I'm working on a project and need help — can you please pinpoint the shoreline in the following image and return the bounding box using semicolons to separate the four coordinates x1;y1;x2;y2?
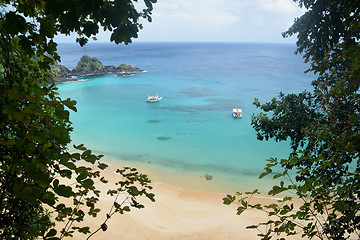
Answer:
58;158;300;240
55;70;147;84
102;158;283;197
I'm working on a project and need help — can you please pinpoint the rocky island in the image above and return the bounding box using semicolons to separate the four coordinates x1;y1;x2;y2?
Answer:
54;55;144;83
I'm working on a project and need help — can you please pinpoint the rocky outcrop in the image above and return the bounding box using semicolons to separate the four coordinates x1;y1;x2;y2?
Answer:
54;55;144;83
73;55;105;74
52;62;72;80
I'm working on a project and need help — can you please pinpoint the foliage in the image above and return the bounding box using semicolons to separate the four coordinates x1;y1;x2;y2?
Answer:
225;0;360;239
84;167;155;240
0;0;156;238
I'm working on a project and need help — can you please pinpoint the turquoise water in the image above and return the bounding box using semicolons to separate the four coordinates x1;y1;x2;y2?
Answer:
57;42;313;192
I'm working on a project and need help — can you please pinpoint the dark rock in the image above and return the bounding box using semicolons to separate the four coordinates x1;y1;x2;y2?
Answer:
54;55;144;83
118;64;143;73
117;72;133;77
204;174;213;181
52;62;71;80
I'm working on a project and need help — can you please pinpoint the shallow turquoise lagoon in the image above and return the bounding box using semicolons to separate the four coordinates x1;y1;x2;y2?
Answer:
58;42;314;192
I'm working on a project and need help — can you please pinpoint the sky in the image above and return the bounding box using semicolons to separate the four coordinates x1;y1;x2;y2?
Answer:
55;0;305;43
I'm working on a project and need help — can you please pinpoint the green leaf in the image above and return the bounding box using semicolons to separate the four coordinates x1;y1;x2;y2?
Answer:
84;154;97;164
53;179;59;188
246;225;258;229
82;179;94;188
98;163;108;170
240;199;248;208
236;206;246;215
144;0;153;10
60;169;72;179
54;184;74;197
74;144;86;151
267;203;278;210
128;186;139;196
81;149;91;159
273;173;284;179
4;12;28;36
245;189;259;195
250;204;263;210
49;126;71;144
34;170;51;188
41;191;56;206
281;196;293;202
259;172;270;179
62;98;77;112
13;184;36;204
223;195;235;205
76;171;88;182
60;153;70;163
45;229;57;238
269;185;283;195
71;153;81;160
100;177;108;183
12;111;25;121
146;192;155;202
78;227;90;234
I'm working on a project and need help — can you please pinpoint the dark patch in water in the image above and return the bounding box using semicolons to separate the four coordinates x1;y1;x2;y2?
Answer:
148;119;162;123
180;86;218;98
205;98;243;108
158;98;243;113
145;156;263;178
136;153;149;158
157;135;171;140
159;104;217;113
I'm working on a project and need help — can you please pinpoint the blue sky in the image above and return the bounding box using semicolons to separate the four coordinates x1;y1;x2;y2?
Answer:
55;0;304;43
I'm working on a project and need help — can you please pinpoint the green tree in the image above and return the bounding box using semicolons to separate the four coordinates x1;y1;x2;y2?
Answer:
0;0;156;238
224;0;360;239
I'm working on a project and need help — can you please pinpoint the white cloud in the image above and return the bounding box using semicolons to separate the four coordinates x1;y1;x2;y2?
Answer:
56;0;305;43
147;0;242;29
262;0;303;15
135;0;304;42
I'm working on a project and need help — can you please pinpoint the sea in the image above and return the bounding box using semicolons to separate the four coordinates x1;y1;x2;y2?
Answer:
57;42;314;193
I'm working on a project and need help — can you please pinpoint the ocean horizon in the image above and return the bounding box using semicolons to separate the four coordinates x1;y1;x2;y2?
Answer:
57;42;314;193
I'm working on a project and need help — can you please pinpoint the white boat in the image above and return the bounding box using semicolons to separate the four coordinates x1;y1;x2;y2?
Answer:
146;94;163;102
233;108;242;118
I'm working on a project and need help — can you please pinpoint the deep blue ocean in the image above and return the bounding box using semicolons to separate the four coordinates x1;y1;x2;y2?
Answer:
57;42;313;192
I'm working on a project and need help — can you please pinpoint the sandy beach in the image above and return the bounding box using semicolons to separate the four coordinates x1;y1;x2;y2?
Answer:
57;159;297;240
